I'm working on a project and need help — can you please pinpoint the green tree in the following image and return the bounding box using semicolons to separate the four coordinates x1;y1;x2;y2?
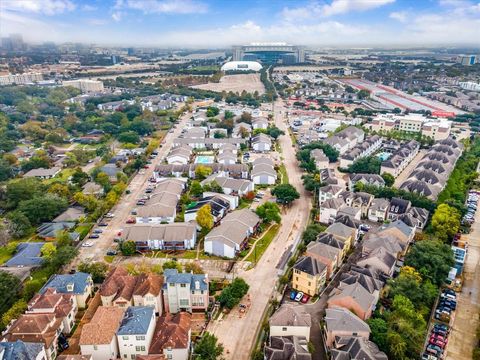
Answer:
266;126;285;139
255;202;281;223
196;204;214;230
431;203;460;242
367;318;388;353
120;240;137;256
118;131;140;144
302;224;326;244
71;168;89;187
271;184;300;205
41;243;57;259
6;211;32;238
1;299;27;330
240;111;252;123
5;178;44;209
206;106;220;118
302;174;323;192
194;332;224;360
22;280;43;300
18;194;68;225
346;156;381;174
48;183;71;198
404;240;455;286
0;270;21;318
195;165;212;180
381;172;395;187
216;278;249;309
163;260;183;272
78;262;109;283
184;262;204;274
190;181;203;198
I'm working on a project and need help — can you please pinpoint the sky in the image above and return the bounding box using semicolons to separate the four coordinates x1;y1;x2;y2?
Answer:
1;0;479;48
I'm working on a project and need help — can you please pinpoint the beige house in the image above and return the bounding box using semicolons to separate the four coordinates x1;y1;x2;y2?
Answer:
325;222;355;252
269;303;312;341
328;283;376;320
292;256;327;297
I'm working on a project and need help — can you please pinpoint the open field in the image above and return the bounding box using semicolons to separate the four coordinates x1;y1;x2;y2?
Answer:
191;73;265;94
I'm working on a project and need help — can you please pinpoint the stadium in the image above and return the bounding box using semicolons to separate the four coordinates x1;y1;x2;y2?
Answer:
232;42;305;64
220;61;263;72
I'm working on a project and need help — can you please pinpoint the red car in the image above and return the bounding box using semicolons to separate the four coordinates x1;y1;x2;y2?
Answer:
301;294;310;303
429;338;446;348
126;218;136;224
143;165;149;169
430;334;448;344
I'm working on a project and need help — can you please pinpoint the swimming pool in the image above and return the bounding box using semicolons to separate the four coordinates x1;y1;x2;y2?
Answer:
377;152;391;161
195;155;215;164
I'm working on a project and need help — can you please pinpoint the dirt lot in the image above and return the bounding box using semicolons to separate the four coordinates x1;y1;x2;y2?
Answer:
191;74;265;94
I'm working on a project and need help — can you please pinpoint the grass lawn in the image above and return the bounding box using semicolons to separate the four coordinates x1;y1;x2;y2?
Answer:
278;164;289;184
29;266;53;284
245;224;280;264
238;198;253;209
75;223;94;240
0;241;18;265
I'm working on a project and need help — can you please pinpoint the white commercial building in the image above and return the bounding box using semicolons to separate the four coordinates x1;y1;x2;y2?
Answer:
63;79;104;93
0;73;43;86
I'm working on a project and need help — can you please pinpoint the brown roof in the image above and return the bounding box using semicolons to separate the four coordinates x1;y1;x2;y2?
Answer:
133;273;163;297
79;306;125;345
149;313;191;353
100;267;137;301
5;313;61;347
28;288;74;318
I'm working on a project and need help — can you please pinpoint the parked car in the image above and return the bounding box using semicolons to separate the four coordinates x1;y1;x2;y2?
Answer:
98;222;108;227
88;234;100;239
82;242;93;247
290;290;297;300
126;218;136;224
429;338;446;348
422;353;438;360
295;292;304;302
93;229;103;234
105;212;115;218
301;294;310;303
106;250;117;256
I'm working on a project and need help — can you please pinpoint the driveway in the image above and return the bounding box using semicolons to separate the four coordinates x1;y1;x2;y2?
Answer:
206;99;313;359
445;209;480;360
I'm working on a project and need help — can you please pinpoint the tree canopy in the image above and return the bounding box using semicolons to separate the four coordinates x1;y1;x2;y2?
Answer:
194;332;224;360
430;203;461;242
255;202;281;223
271;184;300;205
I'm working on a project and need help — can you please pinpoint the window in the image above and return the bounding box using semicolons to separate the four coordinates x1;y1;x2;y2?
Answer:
122;336;129;340
167;356;172;360
131;355;135;359
282;327;287;331
169;283;175;287
179;299;189;307
93;345;98;350
124;355;127;358
180;283;186;288
136;336;145;341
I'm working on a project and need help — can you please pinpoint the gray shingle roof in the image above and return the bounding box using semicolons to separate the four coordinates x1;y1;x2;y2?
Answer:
0;340;45;360
163;269;208;291
5;242;45;267
325;308;370;333
40;272;91;295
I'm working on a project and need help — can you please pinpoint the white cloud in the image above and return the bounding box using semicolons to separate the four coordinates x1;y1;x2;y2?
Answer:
282;0;395;19
389;11;408;22
111;11;123;21
0;0;76;15
82;4;97;11
114;0;207;14
86;18;108;26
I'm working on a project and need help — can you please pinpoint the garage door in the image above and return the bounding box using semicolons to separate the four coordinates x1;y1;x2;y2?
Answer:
260;175;269;184
212;240;224;257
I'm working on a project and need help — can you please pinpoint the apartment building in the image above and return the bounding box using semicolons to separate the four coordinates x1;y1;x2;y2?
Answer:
163;269;209;314
117;307;156;360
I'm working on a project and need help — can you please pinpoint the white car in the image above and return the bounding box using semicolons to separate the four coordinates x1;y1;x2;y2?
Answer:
105;212;115;218
295;292;304;302
82;242;93;247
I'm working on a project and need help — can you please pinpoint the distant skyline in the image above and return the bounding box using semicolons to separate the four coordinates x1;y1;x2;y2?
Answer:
1;0;480;48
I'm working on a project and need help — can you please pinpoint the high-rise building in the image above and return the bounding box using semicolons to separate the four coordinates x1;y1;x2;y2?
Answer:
63;79;104;93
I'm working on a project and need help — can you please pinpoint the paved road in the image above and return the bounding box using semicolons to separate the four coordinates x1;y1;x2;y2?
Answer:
445;208;480;359
207;99;312;359
72;111;192;266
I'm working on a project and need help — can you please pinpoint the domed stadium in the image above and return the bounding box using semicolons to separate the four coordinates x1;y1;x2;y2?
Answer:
221;61;263;72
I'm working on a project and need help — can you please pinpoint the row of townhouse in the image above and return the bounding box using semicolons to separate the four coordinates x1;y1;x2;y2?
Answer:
251;157;277;185
172;137;246;150
1;272;94;360
79;306;191;360
154;163;249;180
380;139;420;177
367;113;452;141
292;216;359;297
319;183;430;229
321;126;365;155
400;138;463;200
338;135;383;168
135;179;185;225
310;148;329;171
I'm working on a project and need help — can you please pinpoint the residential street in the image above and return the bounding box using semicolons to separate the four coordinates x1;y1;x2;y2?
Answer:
207;99;313;359
445;209;480;359
71;110;193;267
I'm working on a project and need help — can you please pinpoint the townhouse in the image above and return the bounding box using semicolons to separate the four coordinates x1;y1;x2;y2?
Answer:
166;146;192;165
322;126;365;155
79;307;125;360
310;148;329;170
0;341;47;360
400;138;462;200
331;336;387;360
116;307;156;360
327;282;376;320
100;268;163;315
269;304;311;341
163;269;209;314
184;195;230;225
306;241;341;279
368;198;390;222
40;272;93;309
339;135;382;168
123;223;197;251
348;173;385;191
380;140;420;178
154;164;249;180
148;313;191;360
251;157;277;185
324;308;370;348
201;175;254;196
204;208;261;258
292;256;327;296
251;134;272;152
172;138;246;150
